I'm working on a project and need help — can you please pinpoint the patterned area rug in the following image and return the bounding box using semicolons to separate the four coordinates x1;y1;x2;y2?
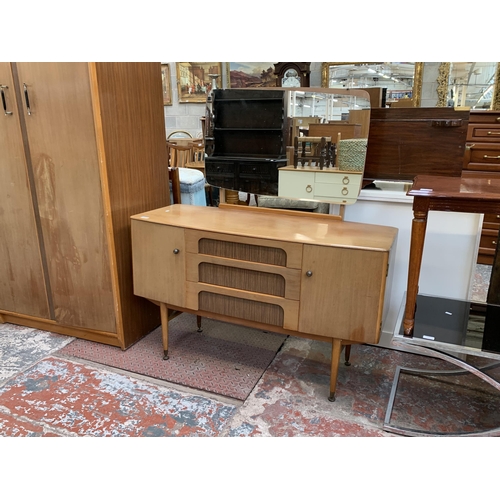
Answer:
56;313;287;401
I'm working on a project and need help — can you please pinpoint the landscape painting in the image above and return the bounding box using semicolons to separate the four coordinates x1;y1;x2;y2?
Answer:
228;62;277;88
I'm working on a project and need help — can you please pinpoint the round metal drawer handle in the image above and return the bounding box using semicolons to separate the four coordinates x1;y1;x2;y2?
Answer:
493;241;497;246
342;187;349;195
173;248;180;254
306;185;313;193
306;270;313;277
342;176;350;185
497;215;500;219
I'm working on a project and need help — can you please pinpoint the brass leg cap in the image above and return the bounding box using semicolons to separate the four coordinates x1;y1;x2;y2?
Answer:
328;393;336;402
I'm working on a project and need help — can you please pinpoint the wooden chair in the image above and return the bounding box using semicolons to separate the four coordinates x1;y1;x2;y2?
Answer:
189;140;205;162
168;142;193;168
293;136;333;169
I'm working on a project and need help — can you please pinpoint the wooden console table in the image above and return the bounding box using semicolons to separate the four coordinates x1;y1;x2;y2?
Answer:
403;173;500;337
131;203;397;401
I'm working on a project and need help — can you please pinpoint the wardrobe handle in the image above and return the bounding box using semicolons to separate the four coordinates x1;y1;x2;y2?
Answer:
0;85;13;115
484;155;500;160
23;83;31;115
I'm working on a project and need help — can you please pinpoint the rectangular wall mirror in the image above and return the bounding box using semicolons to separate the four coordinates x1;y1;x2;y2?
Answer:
204;86;371;205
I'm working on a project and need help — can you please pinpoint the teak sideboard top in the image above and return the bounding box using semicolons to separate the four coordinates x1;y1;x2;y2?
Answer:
130;204;397;252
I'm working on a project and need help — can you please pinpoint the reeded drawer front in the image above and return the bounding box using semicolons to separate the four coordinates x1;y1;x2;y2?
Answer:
199;238;287;266
198;262;286;296
199;291;284;327
185;229;303;269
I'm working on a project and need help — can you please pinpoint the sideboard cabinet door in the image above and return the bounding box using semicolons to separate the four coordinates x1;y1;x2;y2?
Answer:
299;245;388;343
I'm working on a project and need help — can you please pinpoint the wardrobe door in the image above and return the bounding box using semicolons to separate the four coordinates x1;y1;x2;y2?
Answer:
14;62;116;332
0;63;50;318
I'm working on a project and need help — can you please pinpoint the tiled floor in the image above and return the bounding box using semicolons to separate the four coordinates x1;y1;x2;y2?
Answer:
1;265;499;438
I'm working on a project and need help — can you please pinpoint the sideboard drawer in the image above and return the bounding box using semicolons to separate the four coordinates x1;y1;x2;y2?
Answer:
185;229;303;269
464;143;500;171
469;111;500;125
467;124;500;143
480;231;498;250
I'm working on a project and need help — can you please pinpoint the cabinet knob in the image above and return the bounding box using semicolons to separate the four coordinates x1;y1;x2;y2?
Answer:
306;185;313;193
342;176;350;185
342;187;349;195
493;241;497;246
306;270;313;277
173;248;180;254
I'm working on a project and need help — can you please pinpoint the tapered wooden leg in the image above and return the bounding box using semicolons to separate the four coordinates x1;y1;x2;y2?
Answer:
160;302;169;360
344;344;351;366
403;204;429;337
197;315;203;332
329;338;343;402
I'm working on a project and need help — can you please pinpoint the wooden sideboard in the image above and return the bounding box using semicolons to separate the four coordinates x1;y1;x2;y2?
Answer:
463;110;500;265
131;204;397;401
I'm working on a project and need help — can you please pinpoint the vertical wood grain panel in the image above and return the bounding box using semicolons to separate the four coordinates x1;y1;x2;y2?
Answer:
0;63;50;318
15;62;116;332
92;63;170;346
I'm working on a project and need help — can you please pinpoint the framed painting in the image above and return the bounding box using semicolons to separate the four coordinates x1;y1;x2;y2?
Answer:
161;63;172;106
228;62;277;88
176;62;222;103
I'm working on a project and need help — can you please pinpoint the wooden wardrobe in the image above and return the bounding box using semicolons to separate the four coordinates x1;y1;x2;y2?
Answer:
0;62;169;348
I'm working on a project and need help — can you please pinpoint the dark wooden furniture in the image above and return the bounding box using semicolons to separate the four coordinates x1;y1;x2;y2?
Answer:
463;110;500;265
364;108;470;182
205;89;289;196
0;62;169;348
403;174;500;337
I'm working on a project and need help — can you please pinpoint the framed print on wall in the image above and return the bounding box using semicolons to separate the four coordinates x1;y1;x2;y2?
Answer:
176;62;222;103
228;62;277;88
161;63;172;106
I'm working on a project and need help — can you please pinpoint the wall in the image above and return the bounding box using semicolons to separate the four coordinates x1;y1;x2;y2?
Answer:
163;62;442;138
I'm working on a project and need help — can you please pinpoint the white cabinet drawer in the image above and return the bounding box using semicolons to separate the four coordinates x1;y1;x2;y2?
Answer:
278;167;362;204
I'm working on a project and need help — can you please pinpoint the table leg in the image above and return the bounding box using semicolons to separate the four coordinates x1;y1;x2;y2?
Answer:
487;227;500;305
328;338;343;402
160;302;169;360
403;206;429;337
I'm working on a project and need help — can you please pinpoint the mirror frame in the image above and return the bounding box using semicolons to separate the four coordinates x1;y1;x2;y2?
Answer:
436;62;500;109
321;62;424;107
204;86;372;203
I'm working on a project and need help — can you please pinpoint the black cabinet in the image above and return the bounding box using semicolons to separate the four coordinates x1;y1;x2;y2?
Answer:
205;89;289;196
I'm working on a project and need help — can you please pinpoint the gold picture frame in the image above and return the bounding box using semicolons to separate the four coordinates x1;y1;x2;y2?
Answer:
176;62;222;103
161;63;172;106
